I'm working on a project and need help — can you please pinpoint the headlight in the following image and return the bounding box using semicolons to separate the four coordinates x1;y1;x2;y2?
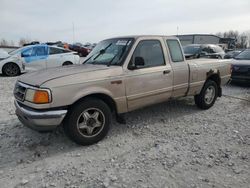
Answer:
25;88;51;104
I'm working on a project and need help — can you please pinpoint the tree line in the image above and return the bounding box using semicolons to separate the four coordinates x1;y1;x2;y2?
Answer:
1;30;250;48
215;30;250;48
0;38;31;47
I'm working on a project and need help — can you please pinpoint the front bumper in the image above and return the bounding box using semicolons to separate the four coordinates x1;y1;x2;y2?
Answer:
15;100;67;131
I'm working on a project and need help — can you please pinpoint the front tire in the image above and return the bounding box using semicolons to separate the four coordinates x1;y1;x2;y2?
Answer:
2;63;20;76
64;98;111;145
194;80;218;109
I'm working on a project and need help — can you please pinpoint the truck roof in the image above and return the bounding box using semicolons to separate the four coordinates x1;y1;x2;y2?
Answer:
105;35;178;40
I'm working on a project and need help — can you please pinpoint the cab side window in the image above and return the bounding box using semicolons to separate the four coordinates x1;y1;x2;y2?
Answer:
167;40;184;62
129;40;165;69
21;48;33;57
32;47;46;56
49;47;69;55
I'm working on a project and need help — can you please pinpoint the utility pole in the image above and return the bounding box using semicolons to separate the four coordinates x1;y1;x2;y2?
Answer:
72;22;75;44
177;26;179;36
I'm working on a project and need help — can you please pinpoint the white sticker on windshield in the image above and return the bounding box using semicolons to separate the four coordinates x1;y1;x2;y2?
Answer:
116;40;130;46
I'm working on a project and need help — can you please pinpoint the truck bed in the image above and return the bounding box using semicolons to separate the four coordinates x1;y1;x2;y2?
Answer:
186;58;231;96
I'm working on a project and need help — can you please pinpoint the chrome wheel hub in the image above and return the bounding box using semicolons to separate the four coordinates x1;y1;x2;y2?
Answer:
5;64;18;76
77;108;105;137
204;86;215;105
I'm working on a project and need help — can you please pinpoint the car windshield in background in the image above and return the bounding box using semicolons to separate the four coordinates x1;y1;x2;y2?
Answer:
234;49;250;60
84;38;134;66
8;48;23;56
9;46;31;56
183;45;201;54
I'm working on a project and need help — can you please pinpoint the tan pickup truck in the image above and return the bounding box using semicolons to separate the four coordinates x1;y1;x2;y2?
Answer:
14;35;231;145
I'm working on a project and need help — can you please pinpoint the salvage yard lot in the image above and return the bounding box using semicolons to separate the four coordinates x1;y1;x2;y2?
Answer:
0;76;249;188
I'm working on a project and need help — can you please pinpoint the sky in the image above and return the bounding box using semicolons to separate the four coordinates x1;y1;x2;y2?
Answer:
0;0;250;45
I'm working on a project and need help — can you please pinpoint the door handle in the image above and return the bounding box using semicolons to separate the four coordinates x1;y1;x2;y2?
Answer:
163;70;171;74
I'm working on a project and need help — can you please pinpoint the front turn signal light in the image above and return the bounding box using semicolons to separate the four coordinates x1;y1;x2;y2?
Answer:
33;90;50;104
25;88;51;104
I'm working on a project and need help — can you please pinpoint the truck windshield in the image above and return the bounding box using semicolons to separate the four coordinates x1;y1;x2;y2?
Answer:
84;38;134;66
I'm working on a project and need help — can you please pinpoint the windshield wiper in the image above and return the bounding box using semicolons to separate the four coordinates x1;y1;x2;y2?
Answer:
107;40;130;67
83;43;112;64
93;43;112;60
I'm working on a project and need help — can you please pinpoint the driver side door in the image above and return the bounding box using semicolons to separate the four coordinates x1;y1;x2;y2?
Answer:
124;39;173;111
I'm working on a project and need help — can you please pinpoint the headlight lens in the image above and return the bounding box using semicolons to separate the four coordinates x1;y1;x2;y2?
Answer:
25;88;51;104
25;89;36;102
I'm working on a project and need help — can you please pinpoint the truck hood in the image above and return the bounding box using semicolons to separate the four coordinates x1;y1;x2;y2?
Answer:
18;64;116;87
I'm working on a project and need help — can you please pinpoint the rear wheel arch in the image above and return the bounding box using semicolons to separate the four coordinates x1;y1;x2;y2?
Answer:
206;72;221;87
206;73;221;97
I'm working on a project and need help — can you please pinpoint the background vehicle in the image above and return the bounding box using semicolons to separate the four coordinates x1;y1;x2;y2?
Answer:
69;43;90;57
183;44;225;59
224;50;242;59
0;49;9;60
23;41;40;46
231;49;250;82
0;44;80;76
14;36;231;145
82;42;96;51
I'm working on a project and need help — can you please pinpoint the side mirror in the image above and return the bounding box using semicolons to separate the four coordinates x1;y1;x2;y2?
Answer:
134;56;145;66
128;56;145;70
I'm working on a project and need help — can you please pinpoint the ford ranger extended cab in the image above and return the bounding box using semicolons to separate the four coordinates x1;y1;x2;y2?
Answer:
14;36;231;145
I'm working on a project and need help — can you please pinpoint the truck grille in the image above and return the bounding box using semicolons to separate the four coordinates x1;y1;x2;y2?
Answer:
14;82;27;101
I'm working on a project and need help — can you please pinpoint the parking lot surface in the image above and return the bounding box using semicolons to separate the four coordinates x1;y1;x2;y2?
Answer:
0;76;249;188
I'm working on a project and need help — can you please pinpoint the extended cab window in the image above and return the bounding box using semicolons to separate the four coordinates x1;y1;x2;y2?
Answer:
49;47;69;55
167;40;184;62
129;40;165;69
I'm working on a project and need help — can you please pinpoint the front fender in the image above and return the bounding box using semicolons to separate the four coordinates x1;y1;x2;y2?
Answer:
0;57;24;74
72;86;114;104
49;84;116;109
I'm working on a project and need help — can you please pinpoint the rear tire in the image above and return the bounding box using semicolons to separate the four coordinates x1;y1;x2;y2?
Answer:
64;98;111;145
2;63;20;77
194;80;218;109
62;61;73;66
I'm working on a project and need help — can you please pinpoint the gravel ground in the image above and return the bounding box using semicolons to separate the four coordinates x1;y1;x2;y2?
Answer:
0;76;249;188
